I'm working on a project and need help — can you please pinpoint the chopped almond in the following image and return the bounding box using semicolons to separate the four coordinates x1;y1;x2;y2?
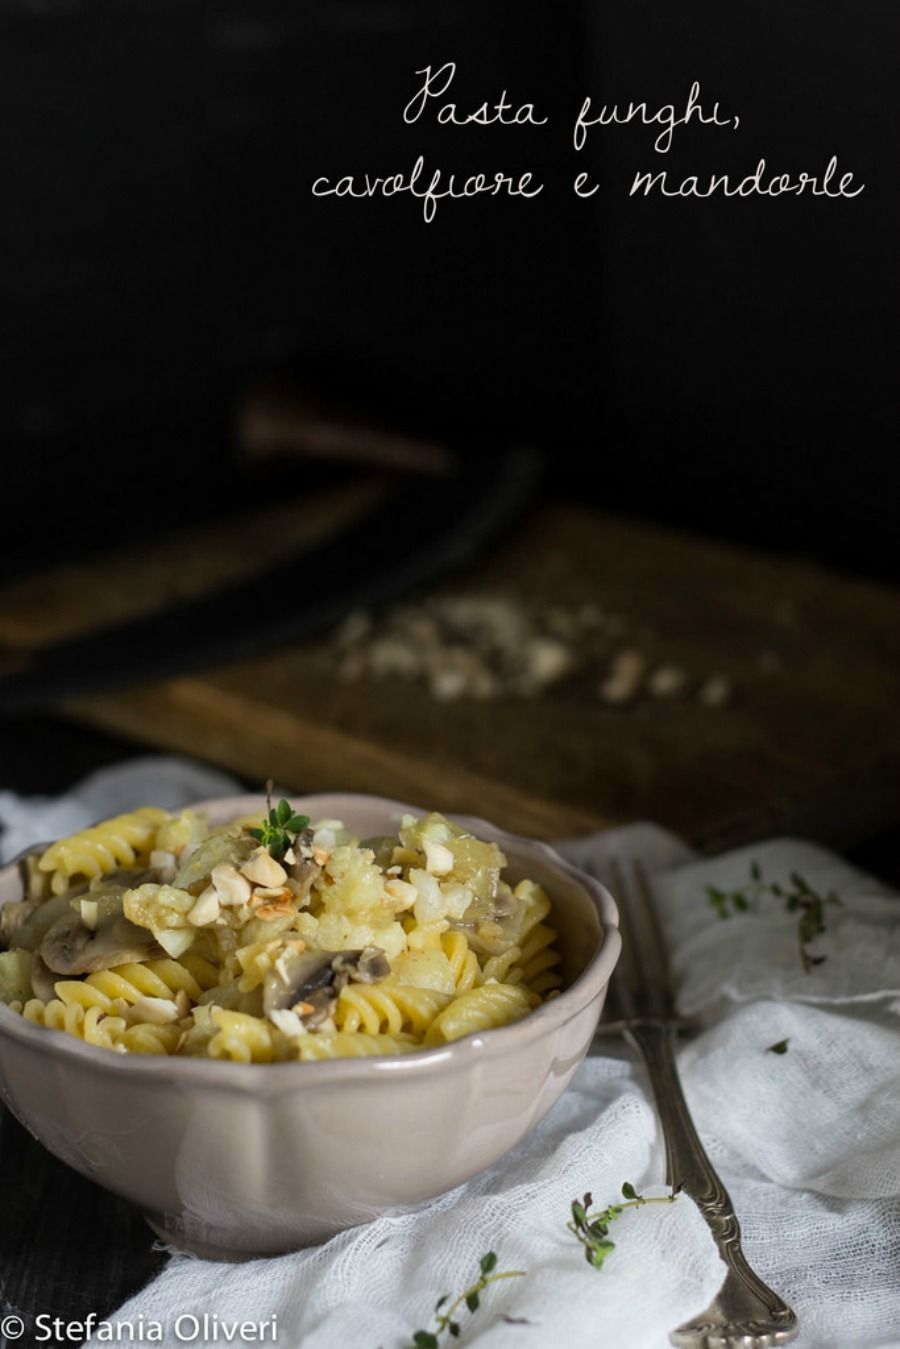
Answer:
269;1008;306;1038
254;898;295;921
131;996;181;1025
79;899;99;931
384;878;418;912
188;886;220;927
211;862;252;908
251;886;294;904
423;840;454;875
240;848;288;889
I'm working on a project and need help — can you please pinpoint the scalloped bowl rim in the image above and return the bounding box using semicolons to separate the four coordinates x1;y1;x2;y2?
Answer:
0;792;620;1091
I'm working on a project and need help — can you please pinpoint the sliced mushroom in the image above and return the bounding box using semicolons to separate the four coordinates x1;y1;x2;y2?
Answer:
173;831;255;892
92;866;156;890
28;952;59;1002
8;894;73;953
263;945;391;1028
449;881;520;955
0;897;41;950
264;949;337;1018
40;889;163;975
287;857;322;904
336;946;391;984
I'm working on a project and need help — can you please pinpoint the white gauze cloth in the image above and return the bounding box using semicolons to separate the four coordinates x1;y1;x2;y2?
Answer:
1;759;898;1349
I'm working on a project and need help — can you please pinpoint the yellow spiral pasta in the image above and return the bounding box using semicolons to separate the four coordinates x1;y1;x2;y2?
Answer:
37;808;168;894
424;982;538;1046
441;930;479;991
117;1022;185;1055
208;1009;280;1063
18;997;126;1048
335;983;452;1036
479;944;523;985
507;923;563;995
82;959;206;1006
294;1031;418;1060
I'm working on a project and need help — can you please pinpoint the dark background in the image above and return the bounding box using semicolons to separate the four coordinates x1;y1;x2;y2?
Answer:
0;6;898;1335
0;0;897;579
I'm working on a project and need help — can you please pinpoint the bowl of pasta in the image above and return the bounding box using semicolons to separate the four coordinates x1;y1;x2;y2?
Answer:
0;792;620;1258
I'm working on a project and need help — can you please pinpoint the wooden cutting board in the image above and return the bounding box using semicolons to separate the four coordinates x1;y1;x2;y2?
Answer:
2;500;898;849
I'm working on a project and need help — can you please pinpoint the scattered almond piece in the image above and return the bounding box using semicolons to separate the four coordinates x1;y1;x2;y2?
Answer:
599;649;646;705
269;1008;307;1038
131;996;181;1025
648;665;688;699
384;878;419;911
80;899;99;931
156;928;196;958
187;886;220;927
423;840;454;876
253;892;296;920
251;886;294;904
211;862;252;908
699;675;733;708
241;848;288;889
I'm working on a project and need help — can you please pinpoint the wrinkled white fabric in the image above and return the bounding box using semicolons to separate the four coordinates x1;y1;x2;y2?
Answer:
1;759;898;1349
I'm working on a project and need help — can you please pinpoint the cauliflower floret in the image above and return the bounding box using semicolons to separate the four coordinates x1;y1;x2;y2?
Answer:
314;911;407;962
123;882;195;932
400;812;505;902
154;809;208;859
316;845;388;919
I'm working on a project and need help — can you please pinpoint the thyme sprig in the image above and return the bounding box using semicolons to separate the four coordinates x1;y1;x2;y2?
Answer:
249;784;310;861
408;1253;525;1347
706;861;842;973
568;1182;678;1271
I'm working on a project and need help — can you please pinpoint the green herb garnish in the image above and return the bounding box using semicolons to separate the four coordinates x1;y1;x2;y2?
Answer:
767;1039;790;1055
407;1252;525;1347
249;787;310;861
568;1182;677;1271
706;862;841;973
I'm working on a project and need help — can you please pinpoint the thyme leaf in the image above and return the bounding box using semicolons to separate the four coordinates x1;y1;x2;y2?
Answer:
705;864;841;973
249;782;310;860
568;1182;678;1271
406;1253;525;1348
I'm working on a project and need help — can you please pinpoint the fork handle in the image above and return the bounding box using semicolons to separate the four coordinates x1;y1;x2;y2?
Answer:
627;1022;798;1349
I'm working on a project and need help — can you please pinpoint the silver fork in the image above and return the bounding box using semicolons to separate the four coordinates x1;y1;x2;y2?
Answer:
604;857;798;1349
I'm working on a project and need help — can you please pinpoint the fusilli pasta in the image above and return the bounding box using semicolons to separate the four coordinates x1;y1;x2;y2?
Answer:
2;802;564;1060
37;808;168;895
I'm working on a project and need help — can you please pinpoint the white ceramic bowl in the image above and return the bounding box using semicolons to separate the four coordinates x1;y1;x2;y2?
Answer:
0;793;620;1259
